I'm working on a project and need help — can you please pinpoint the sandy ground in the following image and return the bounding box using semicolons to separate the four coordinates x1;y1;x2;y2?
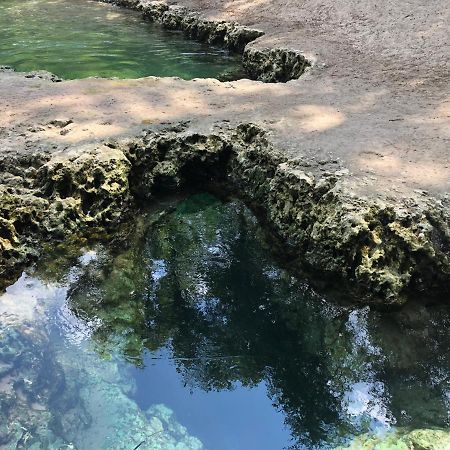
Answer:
1;0;449;202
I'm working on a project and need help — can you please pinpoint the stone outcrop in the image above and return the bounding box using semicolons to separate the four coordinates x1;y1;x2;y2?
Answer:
243;47;310;83
337;428;450;450
101;0;310;82
1;124;449;305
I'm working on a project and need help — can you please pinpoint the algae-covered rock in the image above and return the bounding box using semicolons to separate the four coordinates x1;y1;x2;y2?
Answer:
407;429;450;450
1;124;449;305
227;124;450;304
141;1;169;20
108;0;312;81
336;428;450;450
0;144;133;290
140;1;264;53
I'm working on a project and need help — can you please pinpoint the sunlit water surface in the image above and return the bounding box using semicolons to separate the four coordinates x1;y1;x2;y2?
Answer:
0;194;449;449
0;0;243;79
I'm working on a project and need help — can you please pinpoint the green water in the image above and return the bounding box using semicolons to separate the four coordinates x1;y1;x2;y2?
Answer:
0;0;243;80
1;194;450;449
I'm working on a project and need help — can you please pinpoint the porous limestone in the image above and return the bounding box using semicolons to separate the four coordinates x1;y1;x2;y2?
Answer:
1;125;448;305
101;0;310;81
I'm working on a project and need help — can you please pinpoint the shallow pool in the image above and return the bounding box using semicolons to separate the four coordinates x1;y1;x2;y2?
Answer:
0;194;449;449
0;0;243;80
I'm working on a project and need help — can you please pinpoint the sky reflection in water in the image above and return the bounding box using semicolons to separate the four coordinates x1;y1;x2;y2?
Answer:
0;194;449;449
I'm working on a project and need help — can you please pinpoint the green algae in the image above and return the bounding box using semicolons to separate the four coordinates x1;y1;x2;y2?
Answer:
337;428;450;450
2;125;449;304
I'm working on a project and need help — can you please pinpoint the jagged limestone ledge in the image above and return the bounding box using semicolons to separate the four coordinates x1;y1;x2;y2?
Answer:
104;0;263;53
243;47;310;82
0;124;449;305
0;143;131;287
101;0;310;81
227;126;450;304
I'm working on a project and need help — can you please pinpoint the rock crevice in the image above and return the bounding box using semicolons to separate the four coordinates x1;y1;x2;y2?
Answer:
1;124;449;305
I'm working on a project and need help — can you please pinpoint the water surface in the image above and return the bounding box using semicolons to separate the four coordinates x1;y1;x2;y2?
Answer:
0;0;243;79
0;194;449;449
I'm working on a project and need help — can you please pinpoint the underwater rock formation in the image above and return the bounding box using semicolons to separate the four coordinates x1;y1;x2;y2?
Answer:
0;271;205;449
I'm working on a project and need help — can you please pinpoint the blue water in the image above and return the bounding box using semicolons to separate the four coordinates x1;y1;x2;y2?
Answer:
134;350;290;450
0;193;449;449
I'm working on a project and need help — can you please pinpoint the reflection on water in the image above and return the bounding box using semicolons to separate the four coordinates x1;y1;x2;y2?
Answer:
0;194;450;449
0;0;243;80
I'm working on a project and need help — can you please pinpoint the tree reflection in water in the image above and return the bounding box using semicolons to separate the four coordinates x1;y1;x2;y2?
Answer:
59;193;450;448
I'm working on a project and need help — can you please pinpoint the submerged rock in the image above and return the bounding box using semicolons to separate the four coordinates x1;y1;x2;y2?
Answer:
337;428;450;450
0;325;73;448
0;273;206;449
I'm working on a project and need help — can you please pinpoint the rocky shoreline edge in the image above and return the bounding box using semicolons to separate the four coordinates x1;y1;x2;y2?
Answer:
1;122;449;306
102;0;311;82
1;0;449;306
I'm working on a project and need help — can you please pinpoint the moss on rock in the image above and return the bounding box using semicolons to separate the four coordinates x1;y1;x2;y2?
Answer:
336;428;450;450
0;124;449;305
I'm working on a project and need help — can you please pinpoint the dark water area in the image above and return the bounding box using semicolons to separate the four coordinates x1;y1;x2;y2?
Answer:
0;0;243;80
0;194;449;449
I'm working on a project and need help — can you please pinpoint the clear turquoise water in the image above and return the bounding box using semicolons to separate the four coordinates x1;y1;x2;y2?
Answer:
0;194;449;449
0;0;243;80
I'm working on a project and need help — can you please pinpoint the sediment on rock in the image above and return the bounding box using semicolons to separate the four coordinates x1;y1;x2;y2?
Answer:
102;0;310;82
1;124;449;305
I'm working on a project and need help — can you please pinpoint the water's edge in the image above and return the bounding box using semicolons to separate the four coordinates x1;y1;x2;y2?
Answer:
101;0;312;82
0;0;245;80
1;124;449;306
2;193;449;449
0;1;449;448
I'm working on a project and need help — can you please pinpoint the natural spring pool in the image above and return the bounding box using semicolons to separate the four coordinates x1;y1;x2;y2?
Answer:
0;194;449;449
0;0;243;80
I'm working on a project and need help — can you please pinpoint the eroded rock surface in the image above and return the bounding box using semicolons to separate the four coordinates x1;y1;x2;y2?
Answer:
0;0;449;305
106;0;310;81
1;124;449;305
